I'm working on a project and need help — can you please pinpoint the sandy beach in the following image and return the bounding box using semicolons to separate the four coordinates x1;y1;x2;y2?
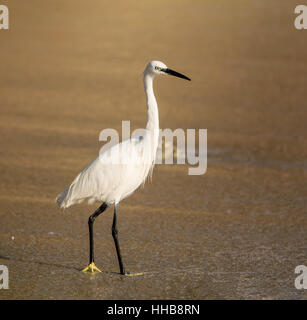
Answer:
0;0;306;299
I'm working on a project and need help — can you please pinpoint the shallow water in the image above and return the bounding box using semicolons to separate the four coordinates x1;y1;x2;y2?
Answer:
0;0;306;299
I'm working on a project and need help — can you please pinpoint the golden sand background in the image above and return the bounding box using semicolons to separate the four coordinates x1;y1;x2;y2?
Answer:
0;0;306;299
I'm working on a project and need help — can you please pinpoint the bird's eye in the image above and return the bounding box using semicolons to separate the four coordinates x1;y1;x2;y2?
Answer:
155;67;162;71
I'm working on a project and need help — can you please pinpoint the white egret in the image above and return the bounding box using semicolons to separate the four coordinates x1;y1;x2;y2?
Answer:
56;61;191;275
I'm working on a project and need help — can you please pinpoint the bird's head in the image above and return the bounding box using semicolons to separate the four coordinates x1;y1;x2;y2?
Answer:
144;61;191;81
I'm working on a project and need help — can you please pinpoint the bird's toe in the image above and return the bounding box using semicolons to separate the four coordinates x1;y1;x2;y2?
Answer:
81;262;102;273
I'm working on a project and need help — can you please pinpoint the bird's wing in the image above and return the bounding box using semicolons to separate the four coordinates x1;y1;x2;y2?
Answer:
56;135;151;208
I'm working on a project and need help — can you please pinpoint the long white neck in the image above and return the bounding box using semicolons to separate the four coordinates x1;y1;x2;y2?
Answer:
143;72;159;156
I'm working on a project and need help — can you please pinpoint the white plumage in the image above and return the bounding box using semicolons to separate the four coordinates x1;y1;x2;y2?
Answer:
56;60;190;274
56;135;157;208
56;61;164;208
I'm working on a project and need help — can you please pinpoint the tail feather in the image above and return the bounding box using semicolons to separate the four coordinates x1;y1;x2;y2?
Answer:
56;186;70;208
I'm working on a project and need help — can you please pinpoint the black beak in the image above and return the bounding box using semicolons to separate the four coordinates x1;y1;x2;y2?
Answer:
163;68;191;81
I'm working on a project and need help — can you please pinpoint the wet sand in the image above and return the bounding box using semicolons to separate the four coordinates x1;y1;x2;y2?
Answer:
0;0;306;299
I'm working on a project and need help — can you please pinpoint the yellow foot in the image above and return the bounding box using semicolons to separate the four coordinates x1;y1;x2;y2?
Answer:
81;262;102;273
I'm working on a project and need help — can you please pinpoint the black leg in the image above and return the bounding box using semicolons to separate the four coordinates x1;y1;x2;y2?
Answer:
88;202;108;264
112;203;125;275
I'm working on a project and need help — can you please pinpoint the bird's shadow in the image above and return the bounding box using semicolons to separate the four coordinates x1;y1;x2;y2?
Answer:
0;254;201;279
0;254;121;276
